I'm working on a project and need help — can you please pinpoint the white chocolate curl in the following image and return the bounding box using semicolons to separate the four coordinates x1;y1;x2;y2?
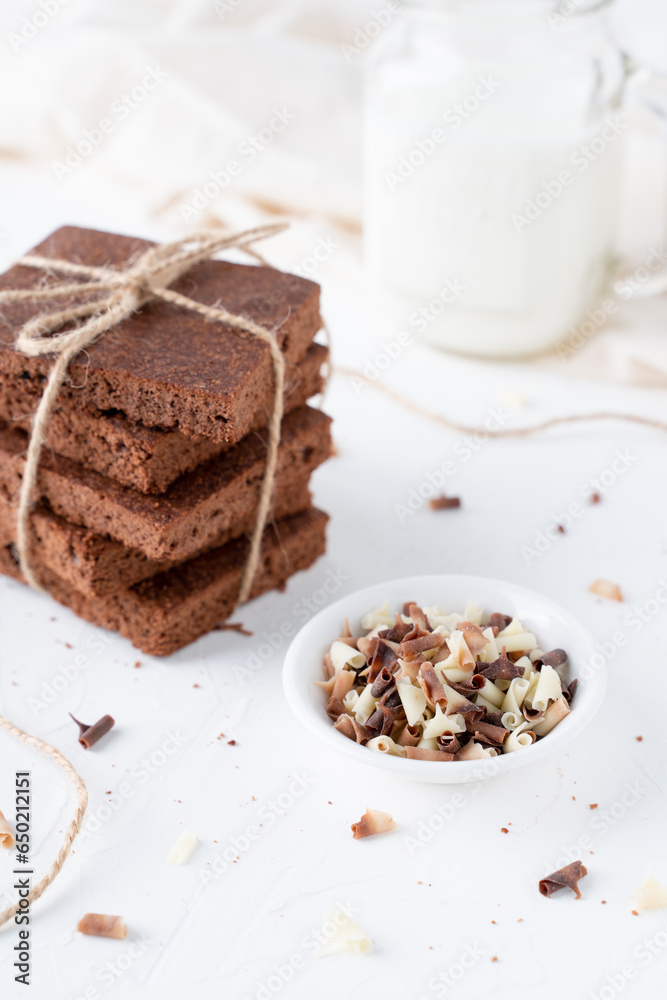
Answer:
167;831;198;866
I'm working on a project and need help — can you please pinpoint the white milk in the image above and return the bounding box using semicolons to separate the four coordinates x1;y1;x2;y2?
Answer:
365;12;626;357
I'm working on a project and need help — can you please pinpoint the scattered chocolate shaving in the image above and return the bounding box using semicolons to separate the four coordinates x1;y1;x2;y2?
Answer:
478;647;525;681
351;808;396;839
539;860;588;899
536;648;568;669
77;913;127;939
213;622;253;636
484;712;504;727
488;613;512;631
357;635;378;662
402;601;417;616
428;495;461;510
69;713;115;749
366;702;400;736
334;714;373;745
589;579;623;602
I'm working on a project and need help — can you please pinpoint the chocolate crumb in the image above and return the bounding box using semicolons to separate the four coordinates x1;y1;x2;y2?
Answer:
491;956;498;963
636;735;643;742
590;492;601;504
589;803;598;810
193;683;200;688
501;827;509;834
227;739;237;746
69;712;115;749
601;900;606;904
632;910;638;916
428;495;461;511
213;622;254;636
557;524;565;534
134;661;141;668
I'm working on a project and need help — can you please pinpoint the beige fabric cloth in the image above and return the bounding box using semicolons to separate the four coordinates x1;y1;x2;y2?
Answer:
0;0;665;386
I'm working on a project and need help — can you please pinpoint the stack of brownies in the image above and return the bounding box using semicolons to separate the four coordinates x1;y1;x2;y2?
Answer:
0;226;331;655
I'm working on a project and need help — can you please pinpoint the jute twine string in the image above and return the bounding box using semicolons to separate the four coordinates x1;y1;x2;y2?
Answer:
335;367;667;437
0;715;88;929
0;222;289;598
0;223;289;926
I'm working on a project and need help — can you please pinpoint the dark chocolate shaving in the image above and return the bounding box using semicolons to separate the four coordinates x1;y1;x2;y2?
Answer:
379;613;412;643
334;714;373;745
366;702;400;736
538;860;588;899
448;674;486;697
402;601;417;616
400;631;445;658
368;639;399;682
408;604;432;632
380;688;403;711
69;713;115;749
538;649;568;669
483;712;504;727
428;495;461;510
478;647;525;681
327;696;346;721
564;678;579;704
469;719;509;746
370;666;395;698
436;733;461;754
487;613;512;631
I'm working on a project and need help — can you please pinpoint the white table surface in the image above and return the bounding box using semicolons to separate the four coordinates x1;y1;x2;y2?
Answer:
1;204;667;1000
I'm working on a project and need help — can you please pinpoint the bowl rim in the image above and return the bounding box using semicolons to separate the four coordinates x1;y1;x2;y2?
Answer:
282;573;607;782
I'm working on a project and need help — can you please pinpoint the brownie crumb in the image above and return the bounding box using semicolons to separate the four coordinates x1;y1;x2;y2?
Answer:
429;495;461;511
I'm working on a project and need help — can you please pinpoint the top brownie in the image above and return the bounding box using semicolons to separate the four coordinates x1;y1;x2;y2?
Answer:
0;226;321;444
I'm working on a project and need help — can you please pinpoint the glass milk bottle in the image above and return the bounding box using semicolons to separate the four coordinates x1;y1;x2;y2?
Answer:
365;0;663;358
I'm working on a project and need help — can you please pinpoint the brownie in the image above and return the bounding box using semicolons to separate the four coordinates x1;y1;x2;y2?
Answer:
0;405;331;561
0;472;313;596
0;507;329;656
0;226;322;443
0;342;327;494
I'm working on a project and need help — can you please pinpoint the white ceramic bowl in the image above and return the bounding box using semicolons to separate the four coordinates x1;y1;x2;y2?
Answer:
282;574;606;784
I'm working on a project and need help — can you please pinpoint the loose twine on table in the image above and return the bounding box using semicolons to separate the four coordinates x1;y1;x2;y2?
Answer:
0;715;88;929
0;222;290;928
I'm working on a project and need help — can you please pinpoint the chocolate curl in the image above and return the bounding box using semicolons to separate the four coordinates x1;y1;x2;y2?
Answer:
418;664;447;708
351;808;397;839
402;601;417;616
366;703;399;737
408;604;431;632
322;653;335;681
400;630;445;659
539;860;588;899
562;678;579;704
331;669;355;701
69;713;114;749
454;740;491;761
469;719;509;746
370;665;395;698
456;621;488;654
379;614;412;643
483;711;504;727
522;704;545;723
368;639;399;683
357;635;378;663
396;657;423;683
327;696;346;721
478;647;525;681
77;913;127;939
405;746;454;762
534;648;569;670
436;733;461;755
395;724;421;747
442;684;484;723
447;674;486;698
487;613;512;631
334;714;373;745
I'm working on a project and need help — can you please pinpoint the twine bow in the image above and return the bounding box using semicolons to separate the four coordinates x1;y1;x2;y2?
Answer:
0;222;289;600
